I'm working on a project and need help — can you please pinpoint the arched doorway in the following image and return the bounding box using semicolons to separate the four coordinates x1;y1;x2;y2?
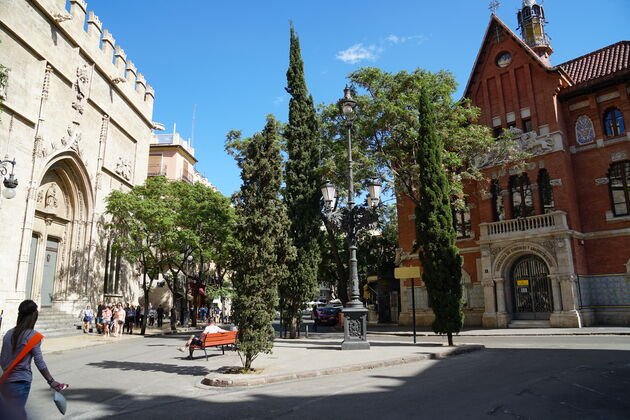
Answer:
25;154;93;307
510;254;553;320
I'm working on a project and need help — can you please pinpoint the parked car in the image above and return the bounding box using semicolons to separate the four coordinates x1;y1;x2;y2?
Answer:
314;306;341;326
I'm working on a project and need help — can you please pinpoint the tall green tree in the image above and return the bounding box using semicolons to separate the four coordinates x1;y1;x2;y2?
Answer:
226;116;295;372
106;176;173;335
415;87;463;346
281;24;321;338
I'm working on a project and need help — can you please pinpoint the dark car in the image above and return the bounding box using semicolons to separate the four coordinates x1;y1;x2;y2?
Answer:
315;307;341;326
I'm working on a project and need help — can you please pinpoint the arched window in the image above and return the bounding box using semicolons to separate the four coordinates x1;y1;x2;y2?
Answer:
537;169;555;214
509;173;534;218
491;179;504;221
603;108;626;137
575;115;595;145
609;161;630;216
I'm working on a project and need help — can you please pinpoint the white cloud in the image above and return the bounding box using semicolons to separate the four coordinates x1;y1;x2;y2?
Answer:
386;34;426;45
336;44;382;64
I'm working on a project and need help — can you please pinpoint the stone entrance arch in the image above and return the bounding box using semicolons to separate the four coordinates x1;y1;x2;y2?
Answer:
25;153;94;308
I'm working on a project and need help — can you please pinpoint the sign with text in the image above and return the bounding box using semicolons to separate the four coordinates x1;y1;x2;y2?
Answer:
394;266;421;279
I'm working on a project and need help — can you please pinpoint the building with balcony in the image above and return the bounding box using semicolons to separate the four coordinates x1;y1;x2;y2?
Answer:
148;131;216;189
396;0;630;328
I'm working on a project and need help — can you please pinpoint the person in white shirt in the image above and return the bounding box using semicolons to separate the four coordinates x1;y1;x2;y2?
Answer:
177;320;227;353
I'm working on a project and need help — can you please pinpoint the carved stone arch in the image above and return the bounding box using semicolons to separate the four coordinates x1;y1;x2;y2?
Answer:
492;241;557;279
31;152;95;304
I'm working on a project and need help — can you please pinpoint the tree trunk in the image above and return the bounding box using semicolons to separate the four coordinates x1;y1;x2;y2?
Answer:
141;269;148;335
289;316;297;339
447;332;453;346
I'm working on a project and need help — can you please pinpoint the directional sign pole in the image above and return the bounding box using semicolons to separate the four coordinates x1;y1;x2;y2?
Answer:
394;266;421;345
411;278;417;344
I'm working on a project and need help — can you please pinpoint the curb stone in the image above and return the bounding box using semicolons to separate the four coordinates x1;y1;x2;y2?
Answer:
200;344;485;388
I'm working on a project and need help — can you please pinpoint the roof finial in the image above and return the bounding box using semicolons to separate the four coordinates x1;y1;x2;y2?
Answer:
489;0;500;14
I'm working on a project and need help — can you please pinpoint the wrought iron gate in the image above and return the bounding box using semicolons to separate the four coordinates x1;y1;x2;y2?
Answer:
510;255;552;319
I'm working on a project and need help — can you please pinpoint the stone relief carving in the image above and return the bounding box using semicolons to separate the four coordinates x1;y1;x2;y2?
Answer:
39;125;83;160
347;319;362;337
115;157;132;181
45;185;59;209
521;133;554;155
72;64;91;115
611;151;628;162
595;177;610;185
489;246;502;258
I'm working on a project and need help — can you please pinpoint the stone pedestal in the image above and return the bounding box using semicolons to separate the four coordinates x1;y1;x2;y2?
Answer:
341;306;370;350
550;310;582;327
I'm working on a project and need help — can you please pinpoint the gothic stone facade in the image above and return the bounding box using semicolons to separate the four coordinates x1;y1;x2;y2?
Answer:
0;0;157;333
396;10;630;328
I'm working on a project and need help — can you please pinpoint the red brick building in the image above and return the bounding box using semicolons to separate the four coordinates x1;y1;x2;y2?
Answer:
396;0;630;328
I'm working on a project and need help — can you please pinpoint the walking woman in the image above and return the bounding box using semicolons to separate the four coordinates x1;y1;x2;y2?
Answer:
126;305;136;335
0;300;68;420
102;305;112;337
79;304;94;333
113;303;125;337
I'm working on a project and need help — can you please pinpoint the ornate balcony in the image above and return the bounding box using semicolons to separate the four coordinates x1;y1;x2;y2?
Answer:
479;211;569;241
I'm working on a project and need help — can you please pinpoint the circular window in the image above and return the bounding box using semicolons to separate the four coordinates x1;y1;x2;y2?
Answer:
496;52;512;68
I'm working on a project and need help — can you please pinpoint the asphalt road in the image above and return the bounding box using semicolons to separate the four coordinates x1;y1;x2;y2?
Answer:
23;332;630;420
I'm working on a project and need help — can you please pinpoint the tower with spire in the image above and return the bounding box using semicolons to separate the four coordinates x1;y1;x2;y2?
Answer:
517;0;553;63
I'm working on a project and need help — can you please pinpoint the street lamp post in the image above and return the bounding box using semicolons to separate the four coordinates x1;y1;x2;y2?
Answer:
0;156;18;200
321;86;382;351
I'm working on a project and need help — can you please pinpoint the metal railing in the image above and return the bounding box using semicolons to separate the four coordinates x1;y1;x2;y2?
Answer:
479;211;568;240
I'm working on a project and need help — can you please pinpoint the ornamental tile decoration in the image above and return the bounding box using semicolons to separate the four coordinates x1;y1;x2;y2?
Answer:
575;115;596;145
578;275;630;307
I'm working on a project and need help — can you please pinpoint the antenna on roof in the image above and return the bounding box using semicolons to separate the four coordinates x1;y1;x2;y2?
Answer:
489;0;500;14
191;104;197;147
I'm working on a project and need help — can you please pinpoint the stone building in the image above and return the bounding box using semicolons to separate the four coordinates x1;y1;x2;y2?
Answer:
0;0;158;334
396;0;630;328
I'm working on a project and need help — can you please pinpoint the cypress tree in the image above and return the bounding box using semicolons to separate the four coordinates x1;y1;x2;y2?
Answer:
227;116;294;371
281;24;321;338
415;87;464;346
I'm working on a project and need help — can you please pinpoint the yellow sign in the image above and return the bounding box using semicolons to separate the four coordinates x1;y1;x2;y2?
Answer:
516;279;529;286
367;275;378;283
394;266;421;279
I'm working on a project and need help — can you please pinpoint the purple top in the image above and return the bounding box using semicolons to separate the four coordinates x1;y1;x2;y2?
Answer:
0;328;47;383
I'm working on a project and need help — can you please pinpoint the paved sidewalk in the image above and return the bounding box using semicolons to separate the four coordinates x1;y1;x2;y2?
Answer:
366;325;630;337
40;326;195;355
201;337;484;387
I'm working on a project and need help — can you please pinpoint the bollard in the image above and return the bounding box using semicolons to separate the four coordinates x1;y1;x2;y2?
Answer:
305;324;308;338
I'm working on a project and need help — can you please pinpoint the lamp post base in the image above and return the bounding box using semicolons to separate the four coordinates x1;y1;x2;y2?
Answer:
341;306;370;350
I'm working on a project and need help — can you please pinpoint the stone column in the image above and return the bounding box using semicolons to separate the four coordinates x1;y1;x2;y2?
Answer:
481;279;497;328
550;273;582;327
494;277;509;327
548;274;563;312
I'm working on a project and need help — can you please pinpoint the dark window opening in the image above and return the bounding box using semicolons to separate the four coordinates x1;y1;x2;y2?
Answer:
491;179;504;221
609;160;630;217
537;169;555;214
493;126;503;138
452;199;472;240
509;173;535;218
523;118;533;133
603;108;626;137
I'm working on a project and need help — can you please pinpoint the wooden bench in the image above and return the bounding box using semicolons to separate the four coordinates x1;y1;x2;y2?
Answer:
189;331;238;360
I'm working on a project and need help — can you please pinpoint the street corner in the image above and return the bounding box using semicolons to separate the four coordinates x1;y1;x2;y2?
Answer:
199;343;485;388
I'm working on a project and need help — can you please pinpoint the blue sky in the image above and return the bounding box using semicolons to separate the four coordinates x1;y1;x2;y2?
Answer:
87;0;629;196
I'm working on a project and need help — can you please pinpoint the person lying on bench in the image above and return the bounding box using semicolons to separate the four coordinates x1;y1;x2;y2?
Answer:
178;319;227;353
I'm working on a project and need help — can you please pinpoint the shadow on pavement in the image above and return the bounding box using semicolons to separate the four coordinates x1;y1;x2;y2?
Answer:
60;346;630;420
85;360;210;376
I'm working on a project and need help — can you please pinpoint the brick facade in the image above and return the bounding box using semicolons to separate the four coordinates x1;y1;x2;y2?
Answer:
396;4;630;328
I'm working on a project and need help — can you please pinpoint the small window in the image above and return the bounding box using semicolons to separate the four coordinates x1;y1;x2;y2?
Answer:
491;179;504;221
537;169;555;214
522;119;533;133
509;173;534;218
609;161;630;216
603;108;626;137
